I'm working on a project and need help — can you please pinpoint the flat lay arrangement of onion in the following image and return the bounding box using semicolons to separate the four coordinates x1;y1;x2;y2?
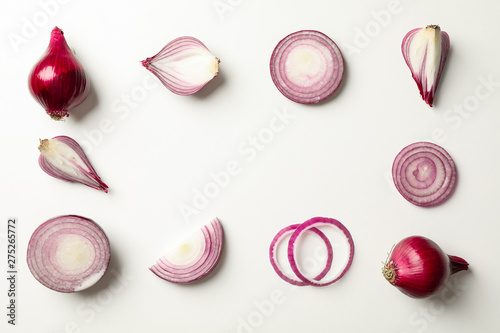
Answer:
24;22;471;315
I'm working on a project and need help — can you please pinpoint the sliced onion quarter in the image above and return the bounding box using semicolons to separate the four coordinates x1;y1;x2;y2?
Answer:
392;142;457;207
270;217;354;287
150;218;223;284
270;30;344;104
27;215;111;293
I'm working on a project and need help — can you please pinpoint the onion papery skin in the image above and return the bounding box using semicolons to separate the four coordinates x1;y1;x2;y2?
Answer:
402;25;450;107
27;215;110;293
38;136;109;192
269;224;333;286
392;142;456;207
382;236;468;298
270;30;344;104
150;218;223;284
28;27;89;120
141;36;220;96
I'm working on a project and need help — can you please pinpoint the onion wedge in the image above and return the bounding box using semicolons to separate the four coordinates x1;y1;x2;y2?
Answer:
392;142;457;207
270;30;344;104
26;215;111;293
150;218;223;283
38;136;108;192
402;25;450;106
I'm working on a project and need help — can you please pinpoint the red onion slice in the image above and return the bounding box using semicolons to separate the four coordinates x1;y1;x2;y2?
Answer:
392;142;457;207
270;30;344;104
27;215;111;293
150;218;223;283
287;217;355;286
269;224;333;286
141;36;220;96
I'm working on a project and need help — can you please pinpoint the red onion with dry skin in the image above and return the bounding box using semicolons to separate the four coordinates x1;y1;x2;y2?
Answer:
28;27;89;120
382;236;468;298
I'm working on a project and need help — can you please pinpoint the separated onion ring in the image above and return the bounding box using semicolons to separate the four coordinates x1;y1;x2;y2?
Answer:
269;217;354;287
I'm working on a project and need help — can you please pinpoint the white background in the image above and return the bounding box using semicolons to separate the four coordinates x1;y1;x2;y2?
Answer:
1;0;500;332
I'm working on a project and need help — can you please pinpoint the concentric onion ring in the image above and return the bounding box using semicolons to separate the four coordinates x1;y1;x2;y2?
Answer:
270;30;344;104
269;224;333;286
269;217;354;287
392;142;457;207
150;218;223;283
27;215;111;293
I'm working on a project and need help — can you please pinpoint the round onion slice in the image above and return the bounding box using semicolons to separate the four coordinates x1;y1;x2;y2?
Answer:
288;217;355;287
269;224;333;286
150;218;223;283
392;142;457;207
27;215;111;293
270;30;344;104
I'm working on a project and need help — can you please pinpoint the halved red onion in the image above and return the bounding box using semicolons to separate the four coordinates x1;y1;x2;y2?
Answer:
150;218;223;283
269;217;354;287
270;30;344;104
27;215;111;293
392;142;457;207
269;224;333;286
141;36;219;96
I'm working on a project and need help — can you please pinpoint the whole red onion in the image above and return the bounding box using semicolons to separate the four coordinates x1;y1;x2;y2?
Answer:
28;27;89;120
382;236;468;298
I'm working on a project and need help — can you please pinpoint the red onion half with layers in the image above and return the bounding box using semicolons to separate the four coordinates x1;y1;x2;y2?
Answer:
27;215;111;293
141;36;220;96
382;236;468;298
28;27;89;120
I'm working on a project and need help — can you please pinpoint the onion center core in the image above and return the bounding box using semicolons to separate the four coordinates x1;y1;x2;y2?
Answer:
55;235;93;272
